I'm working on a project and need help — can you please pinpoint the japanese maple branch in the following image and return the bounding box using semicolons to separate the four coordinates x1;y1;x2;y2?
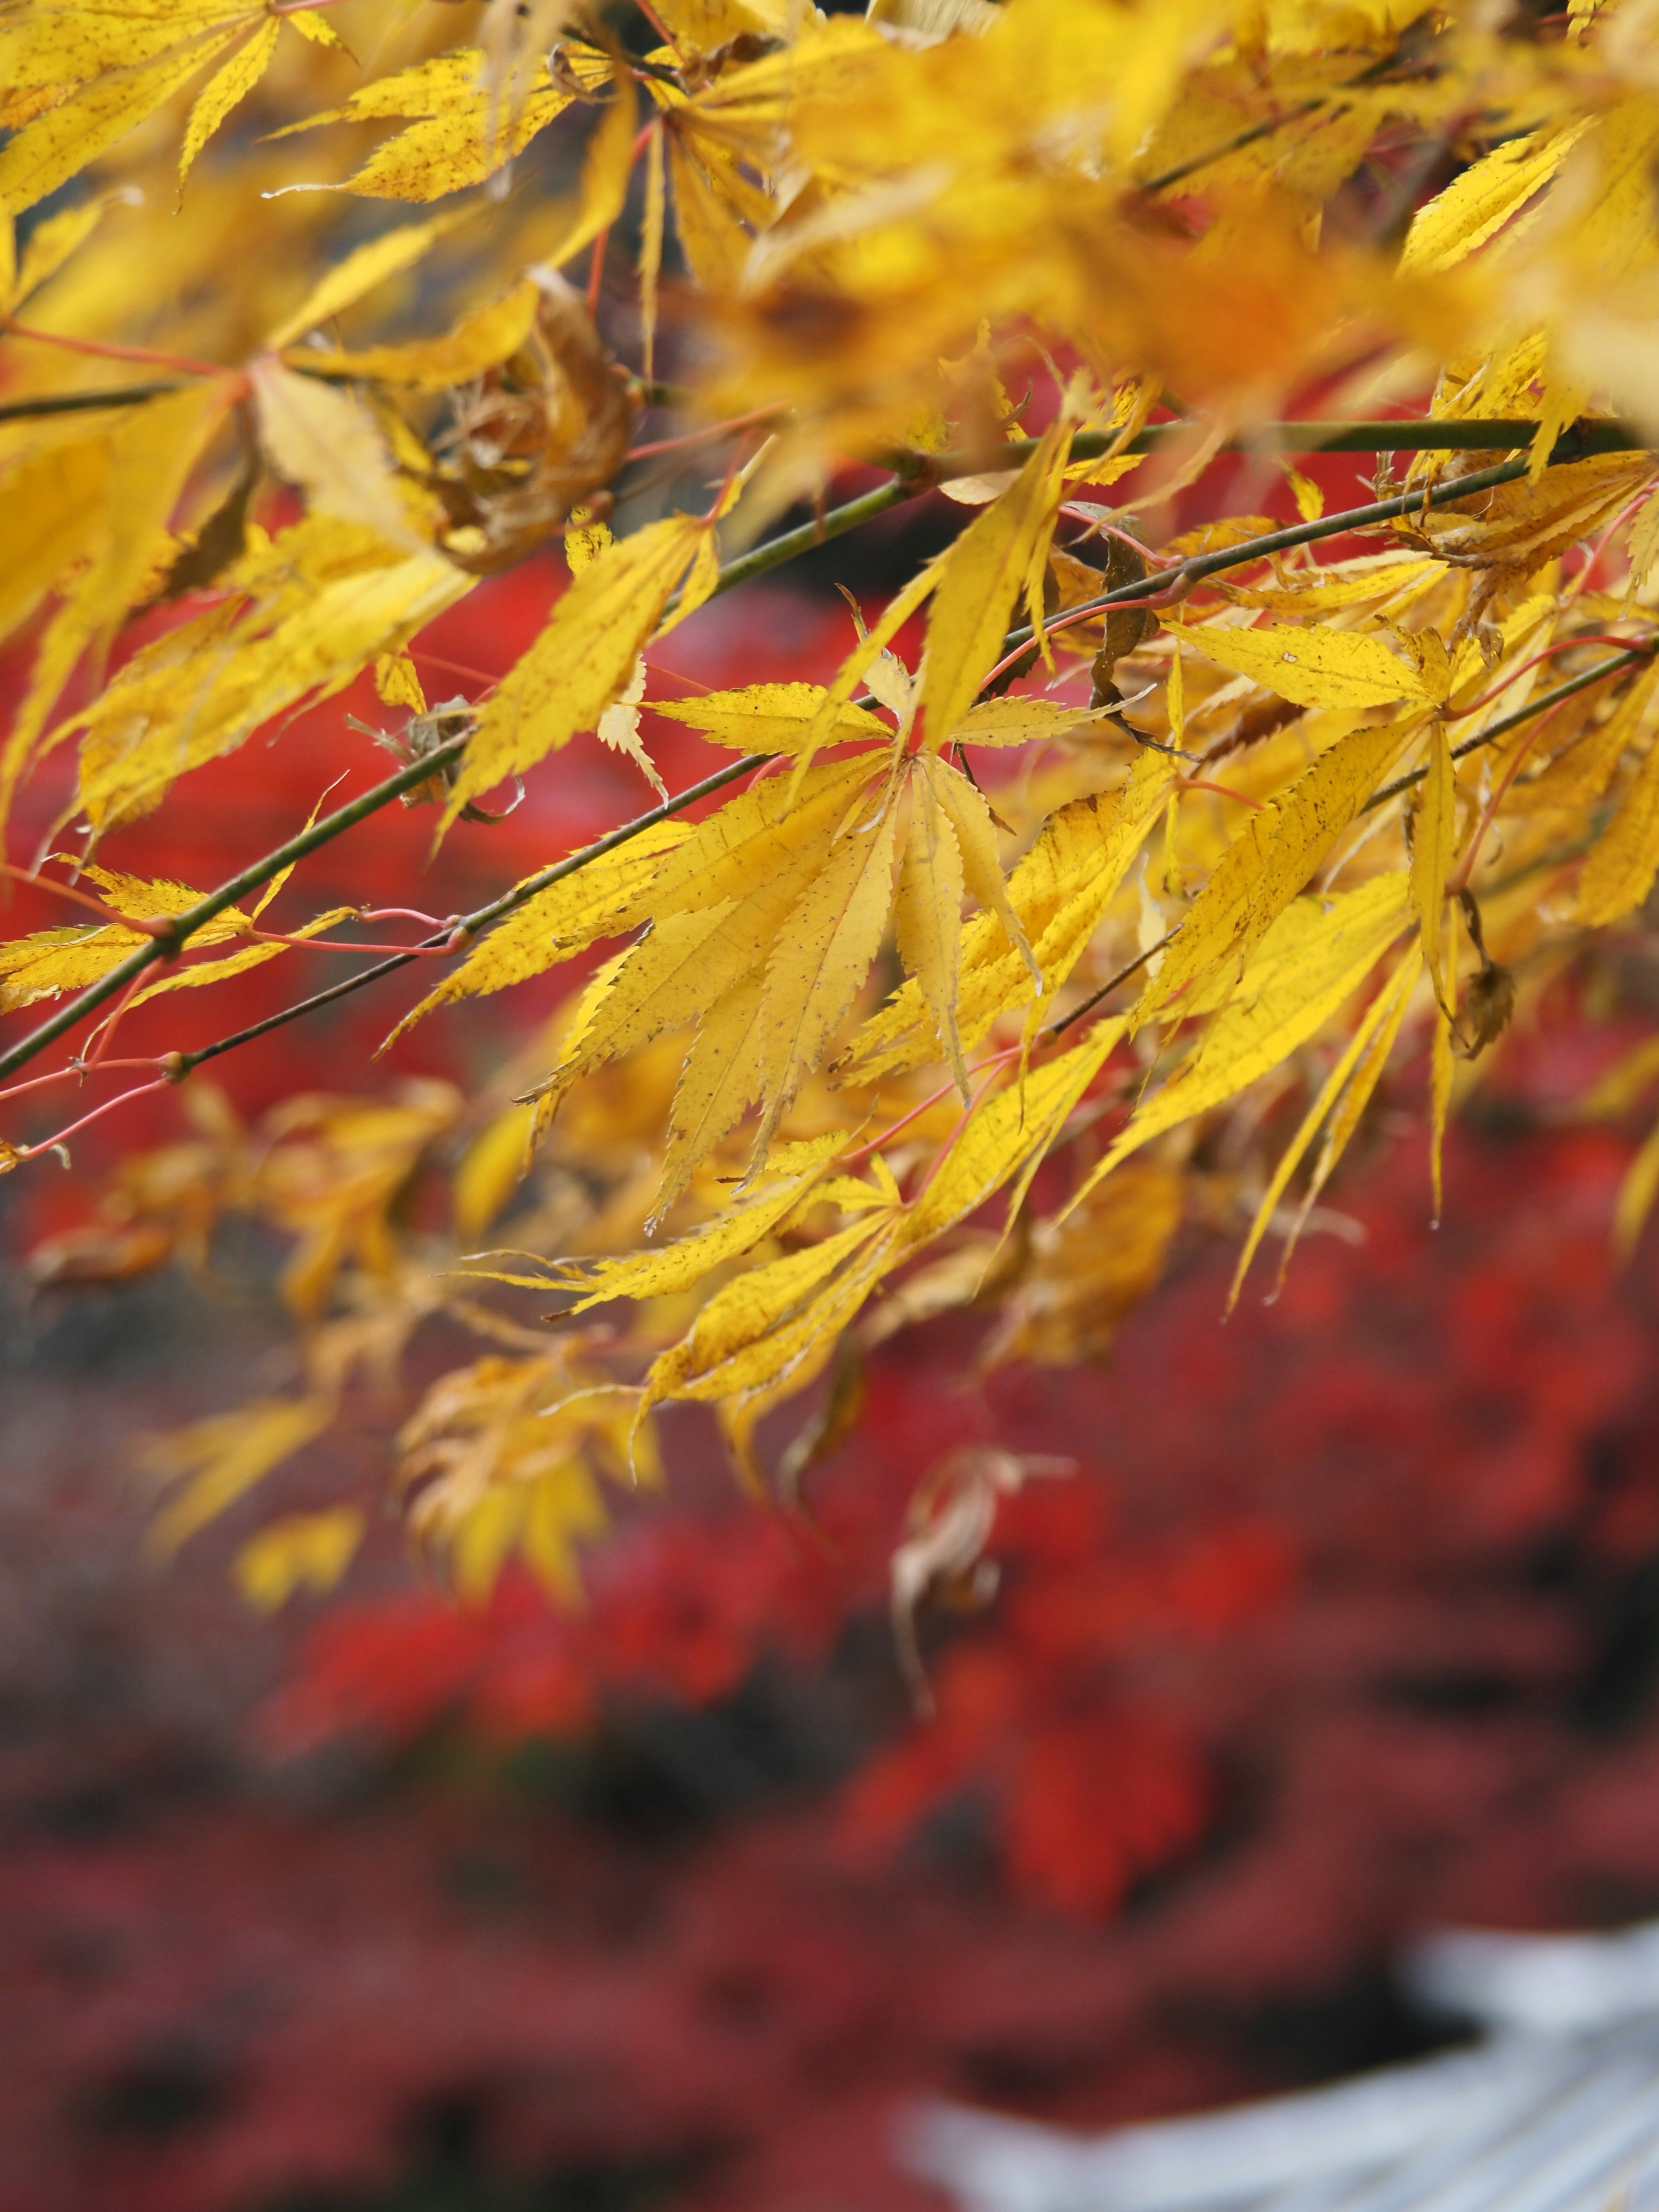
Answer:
988;450;1630;669
0;381;187;423
1;439;1644;1094
167;751;769;1077
1365;638;1659;810
0;740;479;1084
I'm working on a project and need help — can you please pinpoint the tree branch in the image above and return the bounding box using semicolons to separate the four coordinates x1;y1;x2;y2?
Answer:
3;435;1645;1096
0;381;186;423
1365;640;1659;811
169;750;769;1077
0;737;474;1084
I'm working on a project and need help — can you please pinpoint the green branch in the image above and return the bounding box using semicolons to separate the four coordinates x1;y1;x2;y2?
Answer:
171;750;768;1077
0;381;185;422
1366;641;1659;810
0;737;475;1085
1;440;1646;1095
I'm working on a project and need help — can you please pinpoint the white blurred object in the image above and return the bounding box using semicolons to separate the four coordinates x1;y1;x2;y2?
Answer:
905;1923;1659;2212
1405;1920;1659;2035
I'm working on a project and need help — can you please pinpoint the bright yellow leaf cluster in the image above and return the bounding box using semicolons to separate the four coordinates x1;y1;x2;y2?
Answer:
7;0;1659;1615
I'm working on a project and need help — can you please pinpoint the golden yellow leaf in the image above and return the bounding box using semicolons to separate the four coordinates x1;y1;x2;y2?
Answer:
1578;686;1659;925
233;1506;364;1611
795;559;941;791
248;360;420;548
1411;721;1456;1007
951;698;1109;749
0;438;111;650
1168;617;1438;710
651;0;788;48
397;1349;642;1603
524;756;879;1119
265;213;464;349
985;1160;1182;1369
1278;938;1424;1290
648;683;891;753
1;383;232;827
1228;941;1423;1310
920;750;1037;987
0;19;245;215
1074;873;1411;1210
285;277;543;392
895;757;971;1099
178;13;278;184
916;416;1071;748
1139;716;1413;1026
666;131;753;290
451;1103;537;1243
143;1395;335;1554
374;652;427;714
907;1016;1128;1246
641;118;665;381
645;1212;895;1411
273;53;572;203
540;64;639;272
1222;557;1442;616
386;821;694;1042
445;514;711;824
539;1130;848;1310
1398;120;1591;277
70;534;474;833
7;192;117;308
1430;927;1456;1226
654;966;769;1214
286;8;344;48
748;776;902;1153
844;748;1173;1081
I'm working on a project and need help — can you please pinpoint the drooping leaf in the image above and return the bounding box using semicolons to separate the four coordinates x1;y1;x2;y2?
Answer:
143;1395;335;1555
1073;873;1412;1209
284;277;543;391
1168;617;1442;711
1411;722;1456;1009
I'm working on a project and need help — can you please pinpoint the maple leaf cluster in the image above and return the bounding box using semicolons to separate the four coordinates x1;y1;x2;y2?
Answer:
8;0;1659;1801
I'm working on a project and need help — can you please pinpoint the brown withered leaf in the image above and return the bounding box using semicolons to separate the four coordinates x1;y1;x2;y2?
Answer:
1087;529;1162;708
433;269;639;575
890;1446;1072;1713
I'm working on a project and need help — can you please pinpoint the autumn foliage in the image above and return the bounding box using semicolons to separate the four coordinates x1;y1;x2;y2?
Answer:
8;0;1659;2197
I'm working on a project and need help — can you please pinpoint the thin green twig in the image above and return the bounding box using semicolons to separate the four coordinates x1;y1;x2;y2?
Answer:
0;382;185;423
1;441;1646;1094
171;750;769;1076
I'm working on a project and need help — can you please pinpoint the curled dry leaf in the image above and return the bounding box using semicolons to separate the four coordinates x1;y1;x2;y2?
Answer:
890;1446;1073;1713
432;269;640;574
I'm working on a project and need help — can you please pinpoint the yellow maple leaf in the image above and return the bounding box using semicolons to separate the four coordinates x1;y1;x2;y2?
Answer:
282;277;543;391
269;51;574;203
916;416;1072;748
648;682;892;753
445;514;712;825
142;1395;335;1555
233;1506;364;1611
